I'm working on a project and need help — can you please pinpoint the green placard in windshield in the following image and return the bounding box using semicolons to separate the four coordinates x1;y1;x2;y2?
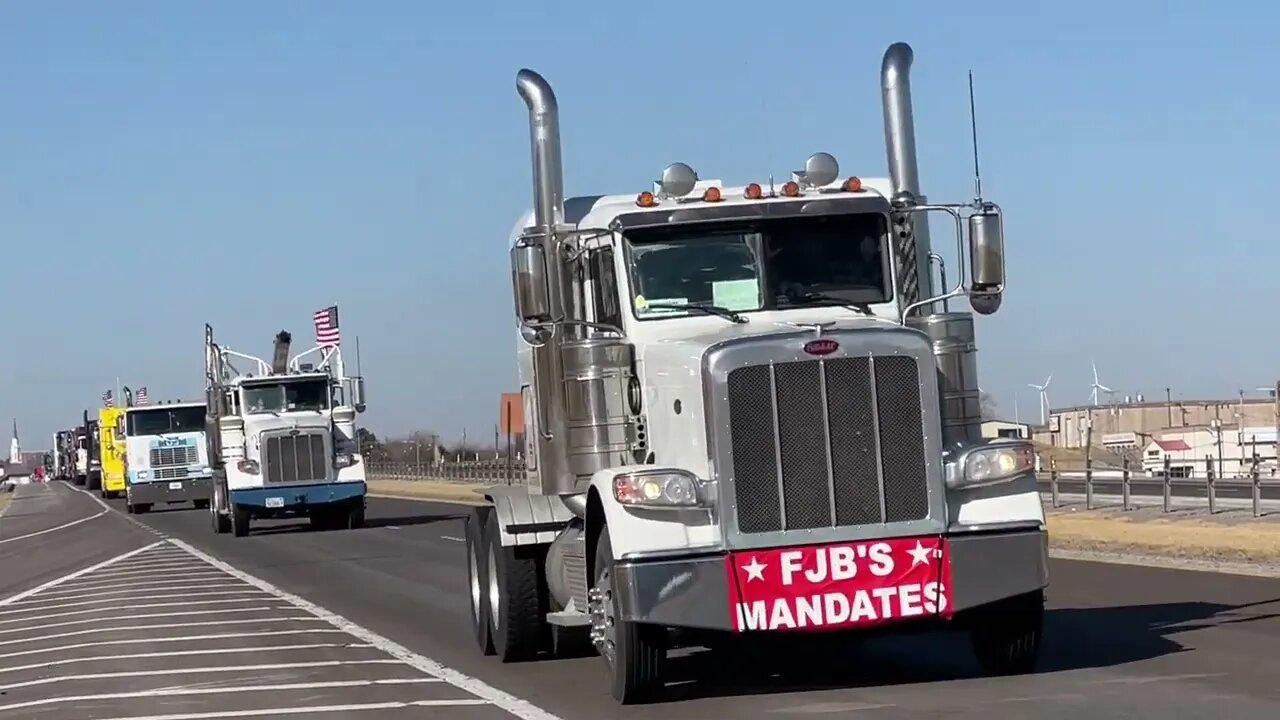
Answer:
712;279;761;312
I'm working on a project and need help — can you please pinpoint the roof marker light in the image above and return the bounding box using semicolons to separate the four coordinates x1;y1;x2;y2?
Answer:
843;176;863;192
702;186;722;202
744;183;763;200
636;191;657;207
781;181;800;197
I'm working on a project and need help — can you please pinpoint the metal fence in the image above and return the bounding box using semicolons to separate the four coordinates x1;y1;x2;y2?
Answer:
1040;456;1279;517
366;456;1278;518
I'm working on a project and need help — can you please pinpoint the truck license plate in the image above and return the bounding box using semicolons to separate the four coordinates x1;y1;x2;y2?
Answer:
265;497;284;508
724;535;952;632
168;482;183;490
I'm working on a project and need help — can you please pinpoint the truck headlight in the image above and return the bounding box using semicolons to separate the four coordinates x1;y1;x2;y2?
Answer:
612;469;709;509
955;443;1034;488
237;459;260;475
334;453;357;468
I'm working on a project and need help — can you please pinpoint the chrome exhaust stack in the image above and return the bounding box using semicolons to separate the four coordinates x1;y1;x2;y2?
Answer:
513;69;576;498
881;42;935;308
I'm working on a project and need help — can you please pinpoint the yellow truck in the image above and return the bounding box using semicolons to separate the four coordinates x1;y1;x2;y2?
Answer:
98;406;127;499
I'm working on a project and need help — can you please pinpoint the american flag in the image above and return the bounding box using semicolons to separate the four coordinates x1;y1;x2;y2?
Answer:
102;389;113;407
313;305;341;348
136;387;150;405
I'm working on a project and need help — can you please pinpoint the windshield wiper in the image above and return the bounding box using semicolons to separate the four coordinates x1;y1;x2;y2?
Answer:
780;292;872;316
645;303;748;324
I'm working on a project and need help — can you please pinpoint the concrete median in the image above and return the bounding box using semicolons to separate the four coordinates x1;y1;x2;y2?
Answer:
367;474;1280;576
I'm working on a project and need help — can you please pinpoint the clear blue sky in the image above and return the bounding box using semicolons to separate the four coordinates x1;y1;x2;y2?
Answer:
3;1;1276;446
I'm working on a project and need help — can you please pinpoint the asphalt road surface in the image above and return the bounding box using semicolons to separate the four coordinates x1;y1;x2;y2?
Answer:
2;481;1279;718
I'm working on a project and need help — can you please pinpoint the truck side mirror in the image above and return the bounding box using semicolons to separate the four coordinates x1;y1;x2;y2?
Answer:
510;243;551;323
967;209;1005;316
352;377;367;413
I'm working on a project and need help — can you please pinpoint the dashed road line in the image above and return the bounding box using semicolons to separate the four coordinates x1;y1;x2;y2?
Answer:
0;642;372;675
93;699;493;720
0;658;409;692
0;629;354;661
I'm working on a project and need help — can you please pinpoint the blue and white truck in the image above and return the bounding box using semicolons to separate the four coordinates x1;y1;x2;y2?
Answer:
203;324;368;537
122;401;214;514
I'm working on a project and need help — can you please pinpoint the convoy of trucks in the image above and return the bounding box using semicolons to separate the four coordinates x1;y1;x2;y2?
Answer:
202;325;368;537
455;40;1045;704
30;39;1050;708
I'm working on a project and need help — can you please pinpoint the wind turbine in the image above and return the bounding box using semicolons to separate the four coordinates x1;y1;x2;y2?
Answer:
1028;374;1052;425
1089;360;1113;406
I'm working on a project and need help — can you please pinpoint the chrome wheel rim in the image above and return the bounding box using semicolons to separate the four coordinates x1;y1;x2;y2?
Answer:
468;538;481;622
487;544;501;633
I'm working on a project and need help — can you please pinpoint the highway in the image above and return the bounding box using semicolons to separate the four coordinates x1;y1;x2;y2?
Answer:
2;481;1280;718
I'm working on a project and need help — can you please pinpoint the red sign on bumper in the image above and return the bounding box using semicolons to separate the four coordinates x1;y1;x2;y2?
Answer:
725;536;952;632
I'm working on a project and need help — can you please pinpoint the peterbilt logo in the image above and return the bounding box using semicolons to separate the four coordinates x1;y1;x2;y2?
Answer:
803;339;840;356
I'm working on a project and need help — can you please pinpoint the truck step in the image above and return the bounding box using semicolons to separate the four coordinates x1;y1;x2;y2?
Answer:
545;609;592;627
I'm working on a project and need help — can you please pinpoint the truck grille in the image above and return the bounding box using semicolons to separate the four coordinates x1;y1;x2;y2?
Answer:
263;432;329;484
727;355;930;534
150;446;199;468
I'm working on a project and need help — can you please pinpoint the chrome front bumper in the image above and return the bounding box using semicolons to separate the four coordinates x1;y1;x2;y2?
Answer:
611;528;1049;632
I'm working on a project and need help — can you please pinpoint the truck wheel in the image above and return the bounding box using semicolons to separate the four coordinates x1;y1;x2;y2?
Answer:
231;504;251;538
211;487;231;534
970;589;1044;675
467;506;496;656
483;509;545;662
348;505;365;530
591;525;665;704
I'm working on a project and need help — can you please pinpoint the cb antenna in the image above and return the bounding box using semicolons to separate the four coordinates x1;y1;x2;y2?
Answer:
968;69;983;205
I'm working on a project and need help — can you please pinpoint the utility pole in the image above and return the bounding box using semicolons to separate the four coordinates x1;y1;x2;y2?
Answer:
1165;387;1172;428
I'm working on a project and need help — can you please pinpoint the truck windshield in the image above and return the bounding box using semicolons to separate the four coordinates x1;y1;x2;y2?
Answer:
242;380;330;414
624;212;890;320
127;407;206;436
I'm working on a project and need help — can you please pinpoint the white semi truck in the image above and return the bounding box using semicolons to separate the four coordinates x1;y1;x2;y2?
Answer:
203;325;368;537
122;401;214;513
464;41;1048;704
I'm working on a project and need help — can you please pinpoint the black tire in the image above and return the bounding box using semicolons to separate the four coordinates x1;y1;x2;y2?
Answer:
483;508;546;662
970;589;1044;675
231;504;251;538
211;485;231;534
467;506;496;656
592;525;665;704
348;504;365;530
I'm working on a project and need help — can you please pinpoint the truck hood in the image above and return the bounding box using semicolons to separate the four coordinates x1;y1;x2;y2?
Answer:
638;313;912;361
243;413;332;435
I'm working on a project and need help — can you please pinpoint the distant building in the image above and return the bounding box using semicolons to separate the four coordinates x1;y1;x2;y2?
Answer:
1031;397;1278;450
982;419;1030;440
1140;426;1277;478
0;420;38;485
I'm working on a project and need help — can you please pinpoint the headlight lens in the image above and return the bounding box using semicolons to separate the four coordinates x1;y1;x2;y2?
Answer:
613;470;704;508
334;453;356;468
963;444;1034;485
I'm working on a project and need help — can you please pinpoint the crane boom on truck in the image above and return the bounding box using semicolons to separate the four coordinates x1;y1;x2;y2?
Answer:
464;41;1046;704
203;325;368;537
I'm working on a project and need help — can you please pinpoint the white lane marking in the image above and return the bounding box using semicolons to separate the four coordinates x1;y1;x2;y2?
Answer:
0;540;165;606
93;699;491;720
0;589;269;614
0;616;321;647
0;629;350;661
0;481;113;545
1088;672;1227;685
172;537;565;720
0;658;407;692
0;642;373;675
36;575;244;596
0;596;279;623
32;580;247;602
50;571;230;591
0;606;292;635
440;535;465;542
0;678;445;714
63;565;216;580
